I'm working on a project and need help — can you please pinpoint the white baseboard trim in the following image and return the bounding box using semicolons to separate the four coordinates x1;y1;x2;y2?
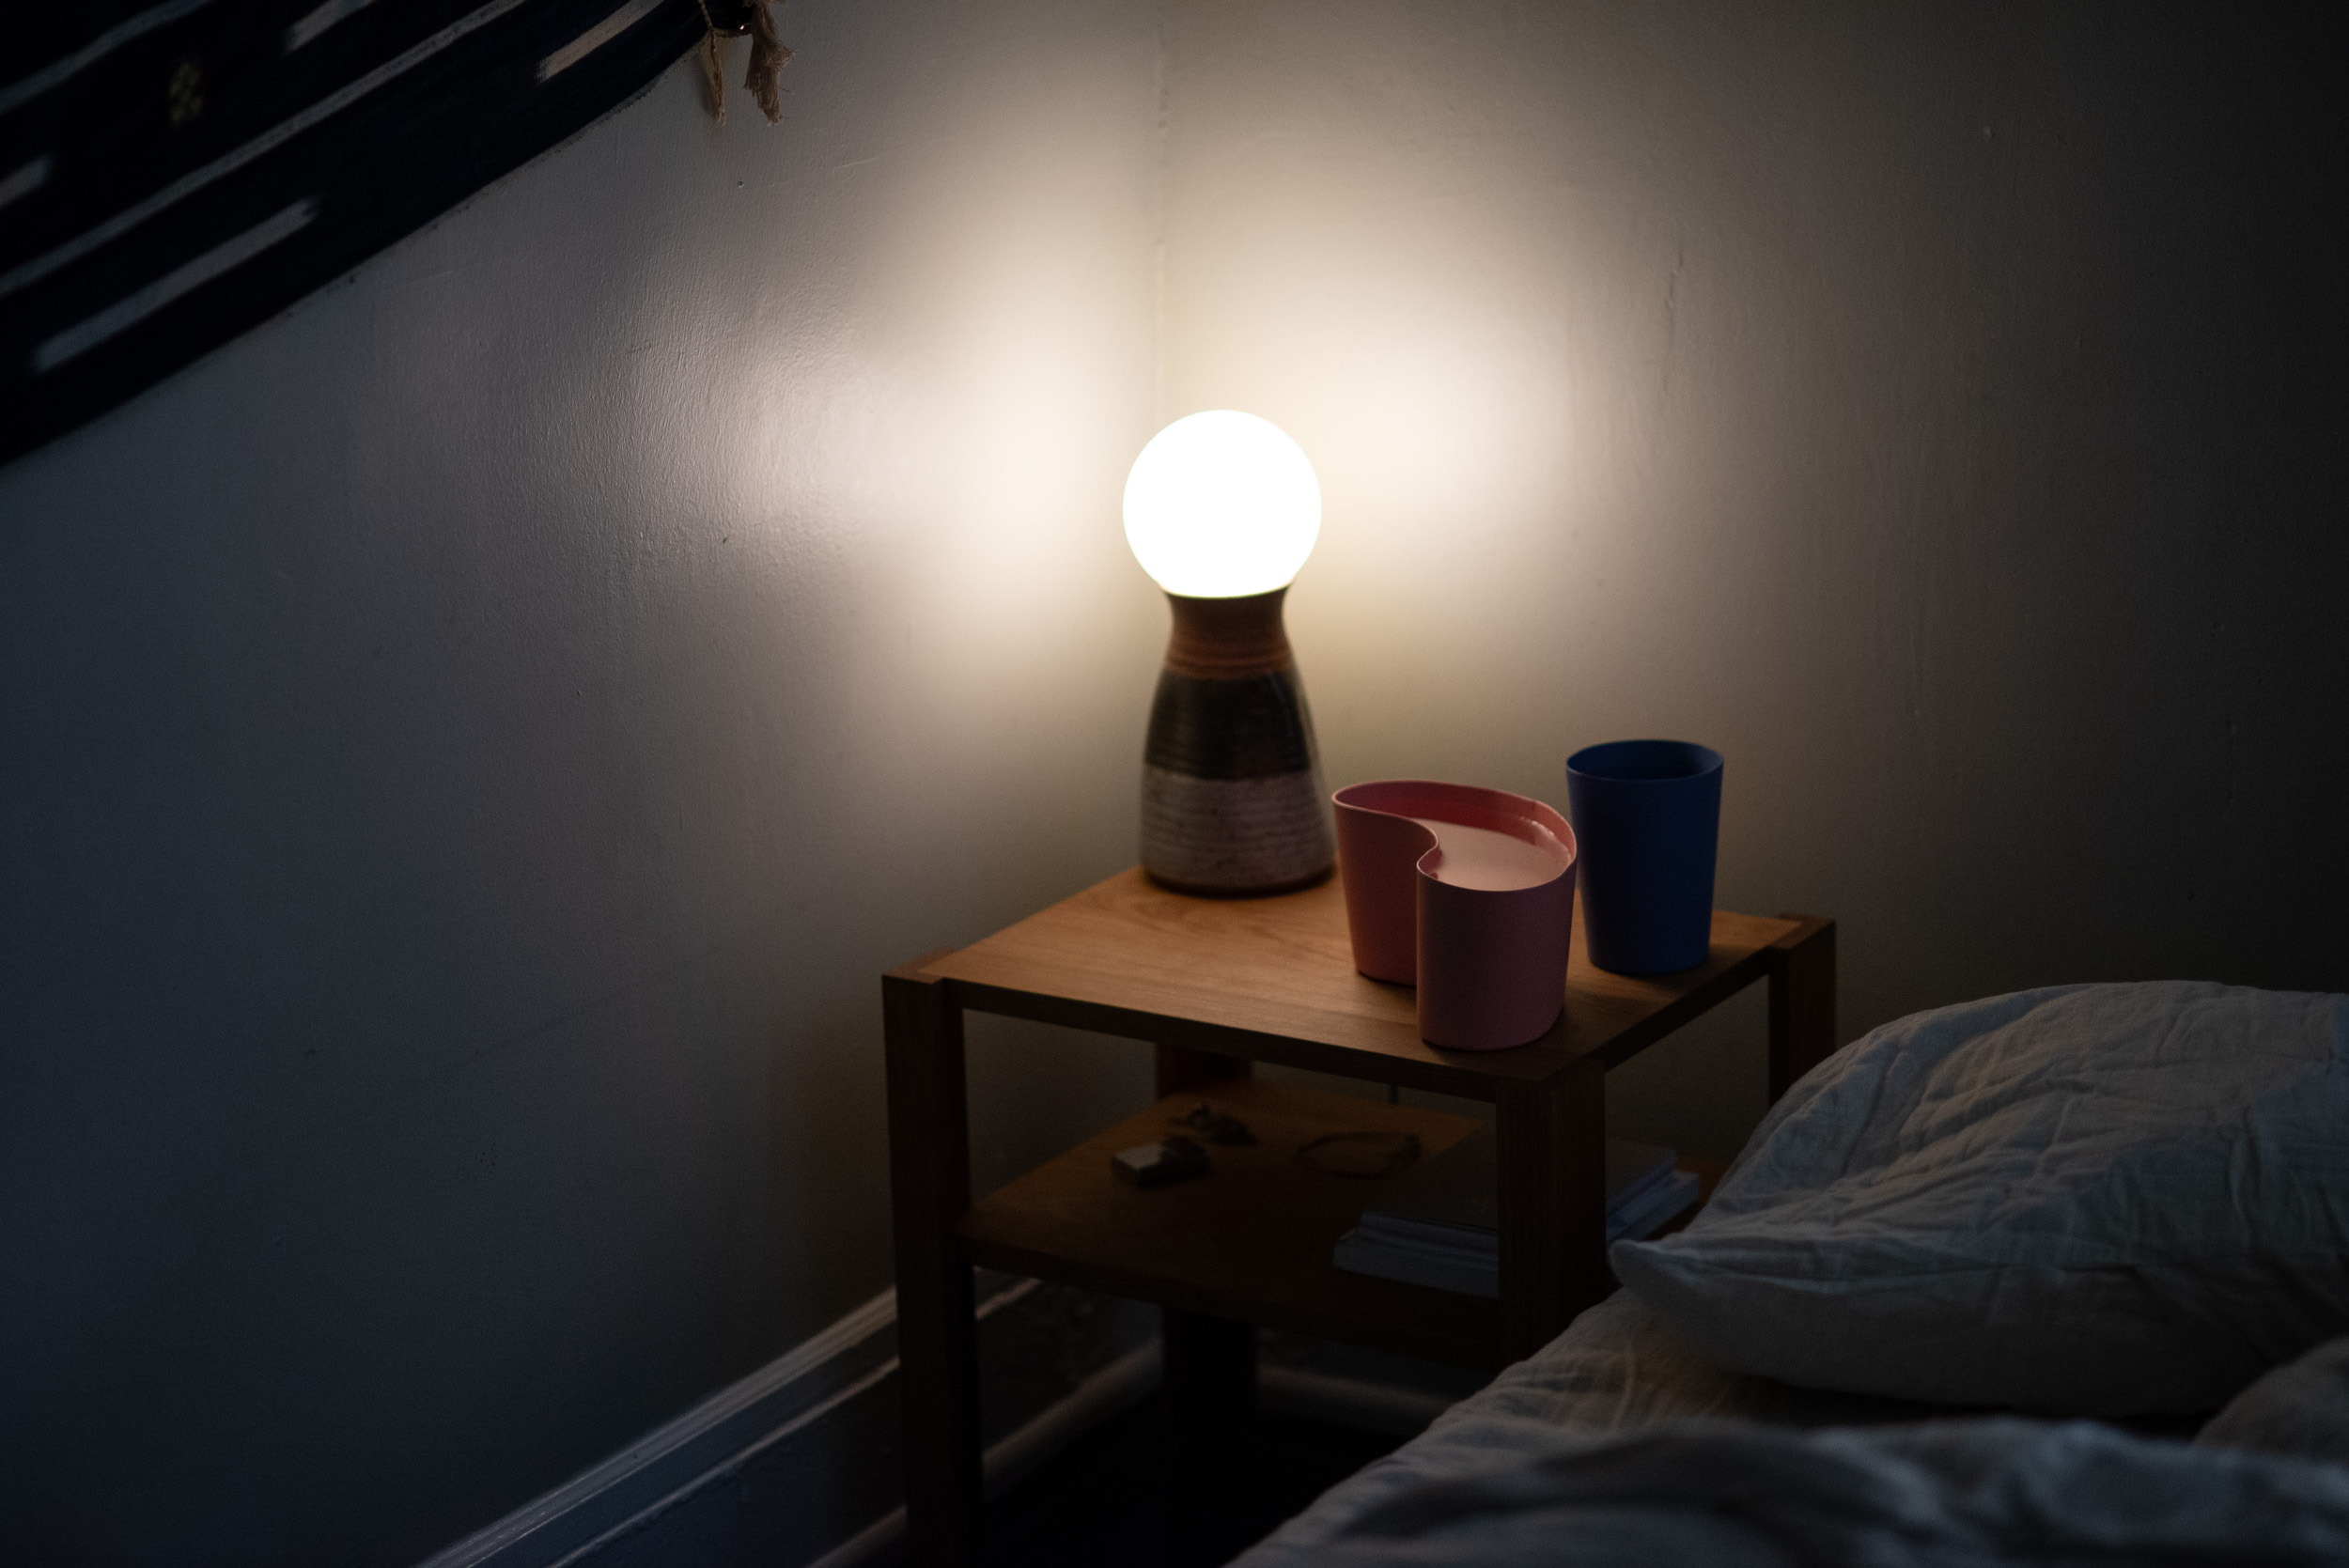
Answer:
415;1281;1437;1568
1258;1364;1455;1437
799;1508;904;1568
986;1339;1161;1498
542;1353;905;1568
804;1339;1162;1568
414;1279;1042;1568
812;1356;1453;1567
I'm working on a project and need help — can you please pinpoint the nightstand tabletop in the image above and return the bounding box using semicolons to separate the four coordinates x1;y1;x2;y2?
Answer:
916;866;1804;1096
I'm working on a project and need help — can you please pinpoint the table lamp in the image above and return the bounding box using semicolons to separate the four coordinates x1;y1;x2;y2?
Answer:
1123;411;1335;895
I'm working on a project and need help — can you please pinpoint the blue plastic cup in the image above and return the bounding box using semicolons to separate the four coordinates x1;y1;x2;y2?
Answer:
1565;740;1724;975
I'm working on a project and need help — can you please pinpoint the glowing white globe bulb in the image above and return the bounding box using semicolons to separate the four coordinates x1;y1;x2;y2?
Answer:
1122;411;1321;598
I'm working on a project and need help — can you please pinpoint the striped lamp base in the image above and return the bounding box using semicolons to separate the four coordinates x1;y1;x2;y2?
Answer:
1139;590;1334;896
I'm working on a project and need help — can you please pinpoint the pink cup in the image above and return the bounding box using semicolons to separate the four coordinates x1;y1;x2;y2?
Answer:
1332;781;1578;1051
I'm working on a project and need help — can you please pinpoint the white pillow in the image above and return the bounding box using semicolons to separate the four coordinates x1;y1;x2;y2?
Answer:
2200;1336;2349;1463
1610;982;2349;1416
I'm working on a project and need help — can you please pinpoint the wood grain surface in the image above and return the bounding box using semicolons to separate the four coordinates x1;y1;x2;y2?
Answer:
957;1077;1510;1367
955;1077;1728;1373
925;867;1802;1095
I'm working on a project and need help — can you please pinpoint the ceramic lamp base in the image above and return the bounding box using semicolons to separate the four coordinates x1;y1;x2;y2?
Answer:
1140;589;1334;896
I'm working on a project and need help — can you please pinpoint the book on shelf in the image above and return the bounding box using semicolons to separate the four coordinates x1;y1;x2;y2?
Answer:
1331;1126;1700;1297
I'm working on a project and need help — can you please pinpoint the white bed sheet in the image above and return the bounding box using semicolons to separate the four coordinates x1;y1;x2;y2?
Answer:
1461;1286;1950;1432
1240;1289;2213;1565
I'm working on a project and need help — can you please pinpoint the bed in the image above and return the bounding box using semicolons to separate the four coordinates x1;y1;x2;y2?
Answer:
1234;981;2349;1566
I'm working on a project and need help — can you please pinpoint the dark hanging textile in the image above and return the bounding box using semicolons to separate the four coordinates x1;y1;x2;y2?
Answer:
0;0;705;469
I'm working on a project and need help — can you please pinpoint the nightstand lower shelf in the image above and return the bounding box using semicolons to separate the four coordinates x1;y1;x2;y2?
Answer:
960;1078;1506;1368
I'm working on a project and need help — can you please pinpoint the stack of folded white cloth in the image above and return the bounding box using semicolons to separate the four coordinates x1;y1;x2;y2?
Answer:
1334;1128;1698;1297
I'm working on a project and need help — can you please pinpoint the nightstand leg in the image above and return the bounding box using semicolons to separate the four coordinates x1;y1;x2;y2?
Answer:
1767;916;1838;1103
885;965;983;1564
1155;1046;1256;1447
1495;1061;1608;1361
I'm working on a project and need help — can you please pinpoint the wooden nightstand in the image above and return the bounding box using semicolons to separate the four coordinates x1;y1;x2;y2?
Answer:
884;867;1833;1562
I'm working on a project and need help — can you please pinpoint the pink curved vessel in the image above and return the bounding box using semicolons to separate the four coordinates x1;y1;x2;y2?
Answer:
1332;780;1579;1051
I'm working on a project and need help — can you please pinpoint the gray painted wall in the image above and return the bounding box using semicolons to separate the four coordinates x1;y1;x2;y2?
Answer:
2;2;2340;1562
1161;0;2345;1157
1;5;1163;1563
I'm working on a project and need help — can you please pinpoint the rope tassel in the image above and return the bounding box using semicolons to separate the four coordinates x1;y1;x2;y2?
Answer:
745;0;793;124
693;0;791;125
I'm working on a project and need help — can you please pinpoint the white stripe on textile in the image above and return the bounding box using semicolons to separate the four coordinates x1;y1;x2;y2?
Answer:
33;200;318;372
0;0;535;303
537;0;663;81
286;0;384;52
0;157;52;210
0;0;223;116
